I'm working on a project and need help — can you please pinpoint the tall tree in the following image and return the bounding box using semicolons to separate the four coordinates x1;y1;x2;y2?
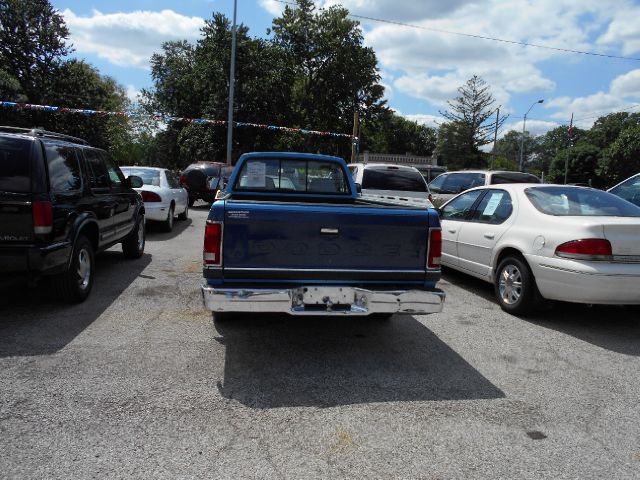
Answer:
598;123;640;188
439;75;507;168
270;0;385;157
0;0;71;103
360;110;437;157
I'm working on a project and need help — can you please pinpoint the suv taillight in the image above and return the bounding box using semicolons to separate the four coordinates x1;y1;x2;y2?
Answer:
179;175;187;187
33;201;53;234
140;191;162;202
203;221;223;267
427;228;441;269
555;239;612;261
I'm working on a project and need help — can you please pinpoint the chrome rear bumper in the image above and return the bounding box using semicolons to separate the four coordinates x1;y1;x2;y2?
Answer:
201;285;445;315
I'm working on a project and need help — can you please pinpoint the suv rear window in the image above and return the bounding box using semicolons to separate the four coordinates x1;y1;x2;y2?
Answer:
362;166;427;192
0;137;32;193
429;172;485;194
491;172;540;184
45;145;82;192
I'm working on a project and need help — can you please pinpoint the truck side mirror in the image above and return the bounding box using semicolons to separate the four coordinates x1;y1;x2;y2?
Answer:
355;183;362;193
127;175;143;188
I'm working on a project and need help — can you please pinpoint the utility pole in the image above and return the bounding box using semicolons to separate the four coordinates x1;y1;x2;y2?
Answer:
564;113;573;185
225;0;238;165
350;109;359;163
491;106;500;170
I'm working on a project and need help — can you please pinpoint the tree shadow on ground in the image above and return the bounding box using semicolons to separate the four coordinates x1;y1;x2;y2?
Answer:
214;313;505;409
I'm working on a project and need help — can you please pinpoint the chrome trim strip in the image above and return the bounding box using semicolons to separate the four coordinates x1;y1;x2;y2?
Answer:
223;267;427;273
538;263;640;277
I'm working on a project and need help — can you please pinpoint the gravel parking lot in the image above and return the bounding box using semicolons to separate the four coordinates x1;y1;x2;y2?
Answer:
1;205;639;479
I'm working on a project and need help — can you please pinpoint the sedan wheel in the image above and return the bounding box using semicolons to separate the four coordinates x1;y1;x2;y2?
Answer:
494;256;538;316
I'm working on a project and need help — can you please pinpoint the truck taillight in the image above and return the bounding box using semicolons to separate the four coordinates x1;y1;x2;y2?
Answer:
203;221;223;267
140;191;162;202
33;201;53;234
427;228;441;270
555;238;612;261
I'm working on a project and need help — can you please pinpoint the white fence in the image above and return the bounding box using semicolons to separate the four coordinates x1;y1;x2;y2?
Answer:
356;152;437;166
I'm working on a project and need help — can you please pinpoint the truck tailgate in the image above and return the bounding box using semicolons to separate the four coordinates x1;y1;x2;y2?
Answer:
222;200;434;282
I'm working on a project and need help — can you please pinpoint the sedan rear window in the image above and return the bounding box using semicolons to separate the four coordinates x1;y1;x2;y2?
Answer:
0;137;32;193
361;166;427;192
121;168;161;186
525;186;640;217
491;172;540;184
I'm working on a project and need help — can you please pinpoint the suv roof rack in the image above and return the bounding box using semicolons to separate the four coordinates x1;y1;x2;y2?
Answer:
0;126;89;145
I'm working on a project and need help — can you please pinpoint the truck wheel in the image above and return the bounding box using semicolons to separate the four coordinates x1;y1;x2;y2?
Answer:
122;215;145;259
213;312;233;323
55;235;94;303
160;205;174;232
494;255;538;316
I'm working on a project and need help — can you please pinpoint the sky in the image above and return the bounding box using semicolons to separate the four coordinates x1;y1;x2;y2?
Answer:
49;0;640;138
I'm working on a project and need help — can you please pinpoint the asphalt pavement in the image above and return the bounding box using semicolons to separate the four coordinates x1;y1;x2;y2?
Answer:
1;204;639;479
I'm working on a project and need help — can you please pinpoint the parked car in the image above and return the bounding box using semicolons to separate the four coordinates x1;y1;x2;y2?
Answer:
0;127;146;302
429;170;541;207
607;173;640;207
438;184;640;315
180;162;233;206
413;164;447;184
121;166;189;232
348;163;433;207
201;152;445;320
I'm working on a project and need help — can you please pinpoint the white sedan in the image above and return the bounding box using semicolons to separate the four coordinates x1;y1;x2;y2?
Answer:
121;167;189;232
438;183;640;315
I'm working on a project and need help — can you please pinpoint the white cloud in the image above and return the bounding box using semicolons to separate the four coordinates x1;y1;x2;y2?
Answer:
610;69;640;98
597;7;640;55
126;85;141;104
402;113;444;130
322;0;473;21
63;9;205;69
503;119;561;137
259;0;286;16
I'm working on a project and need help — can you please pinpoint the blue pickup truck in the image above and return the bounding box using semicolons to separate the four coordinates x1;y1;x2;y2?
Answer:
201;152;445;319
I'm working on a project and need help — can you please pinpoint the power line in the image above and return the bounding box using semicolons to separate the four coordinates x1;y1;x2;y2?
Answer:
273;0;640;62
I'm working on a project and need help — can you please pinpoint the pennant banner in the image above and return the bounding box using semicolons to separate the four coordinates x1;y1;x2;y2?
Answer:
0;101;353;139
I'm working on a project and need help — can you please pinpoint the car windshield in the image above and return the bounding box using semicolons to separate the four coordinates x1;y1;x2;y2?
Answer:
121;168;161;187
361;166;427;192
608;175;640;207
429;172;485;194
0;137;32;193
525;186;640;217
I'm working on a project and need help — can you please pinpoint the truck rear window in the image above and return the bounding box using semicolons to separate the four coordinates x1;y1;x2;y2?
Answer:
235;158;350;195
362;166;427;192
0;137;32;193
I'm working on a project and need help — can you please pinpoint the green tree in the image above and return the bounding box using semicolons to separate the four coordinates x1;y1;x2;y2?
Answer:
360;110;437;157
548;142;603;186
0;0;71;103
494;130;537;167
598;124;640;188
439;75;507;168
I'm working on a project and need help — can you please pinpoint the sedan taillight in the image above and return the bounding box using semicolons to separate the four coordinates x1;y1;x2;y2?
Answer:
140;191;162;202
555;239;612;261
33;201;53;234
203;221;223;267
427;228;442;270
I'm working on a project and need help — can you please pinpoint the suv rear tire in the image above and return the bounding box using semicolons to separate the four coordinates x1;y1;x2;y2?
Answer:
55;235;94;303
122;215;145;259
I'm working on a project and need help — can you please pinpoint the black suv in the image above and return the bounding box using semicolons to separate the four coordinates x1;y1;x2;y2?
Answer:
180;161;234;206
0;127;146;302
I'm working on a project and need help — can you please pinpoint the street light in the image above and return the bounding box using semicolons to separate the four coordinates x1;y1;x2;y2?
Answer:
519;99;544;171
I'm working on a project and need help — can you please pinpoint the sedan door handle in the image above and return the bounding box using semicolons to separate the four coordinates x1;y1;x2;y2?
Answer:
484;233;495;239
448;229;457;234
